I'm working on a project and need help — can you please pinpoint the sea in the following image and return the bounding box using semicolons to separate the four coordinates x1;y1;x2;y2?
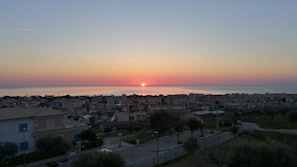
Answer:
1;85;297;97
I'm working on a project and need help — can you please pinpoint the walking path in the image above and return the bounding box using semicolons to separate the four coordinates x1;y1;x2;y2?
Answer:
104;130;233;167
18;130;233;167
240;122;297;134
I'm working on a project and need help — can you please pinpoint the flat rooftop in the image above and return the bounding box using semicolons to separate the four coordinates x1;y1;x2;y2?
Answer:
193;110;225;117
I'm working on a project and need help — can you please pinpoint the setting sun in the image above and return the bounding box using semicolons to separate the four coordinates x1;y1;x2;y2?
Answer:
141;83;146;87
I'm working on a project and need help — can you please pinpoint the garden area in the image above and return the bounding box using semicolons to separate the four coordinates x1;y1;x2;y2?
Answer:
240;108;297;129
163;130;297;167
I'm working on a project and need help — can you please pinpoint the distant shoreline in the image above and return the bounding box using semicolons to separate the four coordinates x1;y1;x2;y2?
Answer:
1;85;297;97
1;84;297;89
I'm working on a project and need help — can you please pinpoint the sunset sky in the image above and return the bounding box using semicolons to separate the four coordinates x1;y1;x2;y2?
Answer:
1;0;297;86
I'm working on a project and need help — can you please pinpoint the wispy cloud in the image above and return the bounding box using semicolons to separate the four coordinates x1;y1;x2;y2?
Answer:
15;28;31;32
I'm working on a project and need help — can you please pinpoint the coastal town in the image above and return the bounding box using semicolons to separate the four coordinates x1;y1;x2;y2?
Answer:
0;94;297;153
1;92;297;166
2;0;297;166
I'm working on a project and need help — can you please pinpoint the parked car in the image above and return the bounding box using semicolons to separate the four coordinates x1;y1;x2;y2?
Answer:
96;148;112;153
235;120;242;125
47;161;59;167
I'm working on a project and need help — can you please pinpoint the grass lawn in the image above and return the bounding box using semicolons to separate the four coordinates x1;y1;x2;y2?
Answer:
162;136;257;167
96;130;134;141
242;114;297;129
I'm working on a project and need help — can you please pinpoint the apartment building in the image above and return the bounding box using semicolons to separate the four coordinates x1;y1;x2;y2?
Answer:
0;107;89;155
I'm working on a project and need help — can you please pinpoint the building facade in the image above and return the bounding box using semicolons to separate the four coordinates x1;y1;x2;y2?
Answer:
0;107;90;155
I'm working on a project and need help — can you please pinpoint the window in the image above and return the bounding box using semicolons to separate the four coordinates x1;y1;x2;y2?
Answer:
20;142;28;151
47;119;55;129
73;134;79;142
19;123;28;132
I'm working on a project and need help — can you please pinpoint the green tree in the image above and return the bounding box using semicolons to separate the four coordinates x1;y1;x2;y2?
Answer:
71;153;98;167
79;129;97;141
150;111;175;133
72;152;125;167
227;140;296;167
288;110;297;121
183;138;199;154
0;142;18;161
187;118;202;138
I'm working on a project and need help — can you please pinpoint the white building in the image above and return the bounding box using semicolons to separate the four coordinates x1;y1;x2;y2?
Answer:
193;110;225;118
0;108;36;154
0;107;90;155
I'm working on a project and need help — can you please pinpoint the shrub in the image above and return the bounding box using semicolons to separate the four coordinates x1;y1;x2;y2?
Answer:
227;140;296;167
3;150;65;167
35;136;70;153
0;142;18;161
72;152;125;167
289;110;297;121
123;138;136;145
230;126;239;134
103;128;112;133
183;138;198;154
79;129;97;141
81;138;103;150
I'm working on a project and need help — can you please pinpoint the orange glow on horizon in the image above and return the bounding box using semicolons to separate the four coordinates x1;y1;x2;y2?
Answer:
2;67;297;86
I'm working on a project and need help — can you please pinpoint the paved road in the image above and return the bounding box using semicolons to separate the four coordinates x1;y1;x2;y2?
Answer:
117;131;234;167
21;130;234;167
56;122;296;167
17;121;297;167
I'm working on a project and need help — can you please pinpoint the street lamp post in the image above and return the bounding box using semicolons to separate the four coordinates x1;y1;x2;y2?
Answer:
23;128;26;167
146;115;151;142
147;115;150;131
153;131;159;164
4;156;11;167
118;133;122;147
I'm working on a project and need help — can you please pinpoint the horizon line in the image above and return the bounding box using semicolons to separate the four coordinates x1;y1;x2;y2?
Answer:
1;83;297;89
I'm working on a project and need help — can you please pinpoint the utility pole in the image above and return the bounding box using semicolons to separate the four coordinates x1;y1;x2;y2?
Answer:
216;110;219;129
153;131;159;164
216;101;219;129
